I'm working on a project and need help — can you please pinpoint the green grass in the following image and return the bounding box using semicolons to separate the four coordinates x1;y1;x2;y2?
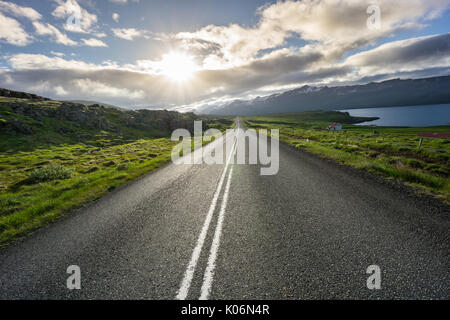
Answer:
0;95;232;246
0;133;231;245
243;112;450;203
27;163;75;183
0;138;177;244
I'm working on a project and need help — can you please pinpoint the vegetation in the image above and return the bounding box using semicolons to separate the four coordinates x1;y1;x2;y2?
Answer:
197;114;236;132
0;93;231;246
244;111;450;203
27;163;75;184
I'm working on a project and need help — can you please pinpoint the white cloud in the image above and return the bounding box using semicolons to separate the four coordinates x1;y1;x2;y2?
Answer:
112;28;150;40
52;0;98;33
33;21;77;46
50;51;65;57
81;38;108;47
7;54;96;70
54;85;68;96
73;78;144;99
0;0;42;21
176;0;450;67
112;13;119;23
0;12;33;46
109;0;140;4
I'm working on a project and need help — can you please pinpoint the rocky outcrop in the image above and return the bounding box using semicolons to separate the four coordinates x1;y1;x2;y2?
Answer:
0;88;49;101
54;102;118;131
10;102;48;121
118;109;201;133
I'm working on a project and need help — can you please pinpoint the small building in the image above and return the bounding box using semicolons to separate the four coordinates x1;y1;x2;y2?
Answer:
326;122;342;131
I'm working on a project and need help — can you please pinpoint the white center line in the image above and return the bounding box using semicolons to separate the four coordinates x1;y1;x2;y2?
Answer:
176;132;237;300
200;166;234;300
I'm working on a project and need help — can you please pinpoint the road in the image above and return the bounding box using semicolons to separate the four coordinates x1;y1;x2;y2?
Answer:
0;119;449;300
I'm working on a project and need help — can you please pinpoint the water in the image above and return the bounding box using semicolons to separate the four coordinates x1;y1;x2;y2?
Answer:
340;104;450;127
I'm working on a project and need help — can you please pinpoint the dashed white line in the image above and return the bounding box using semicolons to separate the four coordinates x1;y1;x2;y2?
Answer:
199;166;234;300
176;132;237;300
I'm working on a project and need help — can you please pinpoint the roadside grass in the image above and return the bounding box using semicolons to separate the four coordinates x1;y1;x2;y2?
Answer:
0;128;234;246
243;113;450;203
202;118;235;132
27;163;75;184
0;129;230;245
0;94;233;246
0;138;178;245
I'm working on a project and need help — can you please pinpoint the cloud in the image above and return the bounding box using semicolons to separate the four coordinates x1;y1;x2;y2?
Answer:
0;12;33;46
345;33;450;76
81;38;108;47
7;54;97;70
0;0;42;21
112;28;151;40
52;0;98;33
112;13;119;23
33;21;77;46
1;0;450;110
0;50;348;107
109;0;140;4
50;51;65;57
72;78;145;99
0;1;78;47
176;0;450;67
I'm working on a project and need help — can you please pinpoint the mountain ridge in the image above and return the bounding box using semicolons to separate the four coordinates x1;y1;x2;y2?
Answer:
202;76;450;116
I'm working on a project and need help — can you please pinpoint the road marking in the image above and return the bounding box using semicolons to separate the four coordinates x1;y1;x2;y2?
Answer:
199;166;234;300
176;132;237;300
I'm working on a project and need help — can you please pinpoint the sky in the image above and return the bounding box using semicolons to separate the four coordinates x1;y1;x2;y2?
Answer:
0;0;449;111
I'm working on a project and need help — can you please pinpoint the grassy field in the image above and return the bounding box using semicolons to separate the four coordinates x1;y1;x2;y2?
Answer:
0;95;233;246
0;139;178;244
243;111;450;203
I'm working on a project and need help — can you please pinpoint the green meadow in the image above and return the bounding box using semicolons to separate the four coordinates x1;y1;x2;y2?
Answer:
244;111;450;203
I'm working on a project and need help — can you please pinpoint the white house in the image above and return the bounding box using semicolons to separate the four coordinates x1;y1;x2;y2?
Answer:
326;122;343;131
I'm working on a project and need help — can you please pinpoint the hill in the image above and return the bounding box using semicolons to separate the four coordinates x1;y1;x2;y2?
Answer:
0;88;207;152
66;100;123;110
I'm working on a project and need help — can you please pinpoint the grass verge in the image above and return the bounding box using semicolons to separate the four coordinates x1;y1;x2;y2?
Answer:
243;112;450;203
0;139;177;245
0;128;230;247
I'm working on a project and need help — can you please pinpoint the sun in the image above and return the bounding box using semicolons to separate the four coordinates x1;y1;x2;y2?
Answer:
159;51;198;82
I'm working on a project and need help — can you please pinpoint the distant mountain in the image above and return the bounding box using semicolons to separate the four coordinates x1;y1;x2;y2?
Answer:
203;76;450;116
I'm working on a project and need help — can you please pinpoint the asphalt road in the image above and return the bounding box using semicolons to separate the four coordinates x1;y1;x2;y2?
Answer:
0;119;449;300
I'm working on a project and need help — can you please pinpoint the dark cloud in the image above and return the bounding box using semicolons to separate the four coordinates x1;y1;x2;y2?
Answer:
347;33;450;74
